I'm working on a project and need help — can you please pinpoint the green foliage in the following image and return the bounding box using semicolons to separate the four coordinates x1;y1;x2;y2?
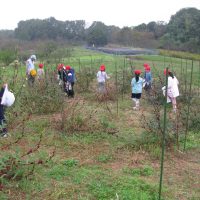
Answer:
88;174;158;200
18;72;64;115
163;8;200;52
86;22;108;46
180;132;200;150
46;164;70;180
123;166;154;176
75;66;96;92
1;47;200;200
61;159;79;167
159;49;200;60
15;18;86;41
96;154;113;163
0;153;24;184
0;49;17;66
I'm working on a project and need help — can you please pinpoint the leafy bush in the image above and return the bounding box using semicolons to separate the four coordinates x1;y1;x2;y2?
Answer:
18;71;64;114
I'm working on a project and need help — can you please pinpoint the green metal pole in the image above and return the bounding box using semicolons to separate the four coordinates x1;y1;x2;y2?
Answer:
158;68;168;200
122;58;126;100
184;60;194;151
184;60;188;95
115;59;119;116
180;58;183;82
79;58;81;73
198;60;200;96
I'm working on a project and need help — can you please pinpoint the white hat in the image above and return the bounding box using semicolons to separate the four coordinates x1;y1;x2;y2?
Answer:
30;55;36;60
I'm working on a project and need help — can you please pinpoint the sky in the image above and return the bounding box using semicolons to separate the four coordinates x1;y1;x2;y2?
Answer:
1;0;200;30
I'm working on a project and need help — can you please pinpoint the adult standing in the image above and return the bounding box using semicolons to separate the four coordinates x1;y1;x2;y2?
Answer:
162;69;179;113
131;70;144;110
26;55;37;86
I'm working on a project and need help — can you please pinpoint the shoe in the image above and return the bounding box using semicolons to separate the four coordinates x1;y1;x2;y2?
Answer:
1;133;8;138
133;107;139;110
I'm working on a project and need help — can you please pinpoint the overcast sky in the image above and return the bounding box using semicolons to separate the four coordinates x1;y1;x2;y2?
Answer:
1;0;200;30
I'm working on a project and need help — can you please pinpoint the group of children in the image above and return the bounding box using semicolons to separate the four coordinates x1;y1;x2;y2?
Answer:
131;64;179;112
26;54;76;97
95;62;179;113
57;64;76;97
0;56;179;137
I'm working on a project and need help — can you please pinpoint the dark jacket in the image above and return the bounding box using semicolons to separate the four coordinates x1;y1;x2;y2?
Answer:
0;87;5;120
63;69;75;83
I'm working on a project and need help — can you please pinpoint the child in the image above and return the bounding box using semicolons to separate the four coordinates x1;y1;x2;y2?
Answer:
63;65;76;97
57;63;64;86
97;65;110;93
143;63;152;91
131;70;144;110
0;84;8;137
37;63;45;81
162;69;179;113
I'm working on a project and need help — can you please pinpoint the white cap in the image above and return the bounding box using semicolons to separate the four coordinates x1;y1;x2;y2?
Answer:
30;55;36;60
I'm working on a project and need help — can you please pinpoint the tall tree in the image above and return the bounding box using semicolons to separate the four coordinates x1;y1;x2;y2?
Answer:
86;22;108;46
166;7;200;52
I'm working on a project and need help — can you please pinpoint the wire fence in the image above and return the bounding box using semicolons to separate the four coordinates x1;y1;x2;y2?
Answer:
1;54;200;199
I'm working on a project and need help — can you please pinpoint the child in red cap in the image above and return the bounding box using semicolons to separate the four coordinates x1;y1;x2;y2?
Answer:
131;70;144;110
162;69;179;113
143;63;152;91
97;65;110;93
37;63;45;81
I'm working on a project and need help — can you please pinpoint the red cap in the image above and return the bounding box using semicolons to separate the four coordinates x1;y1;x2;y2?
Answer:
65;65;71;70
38;63;44;68
143;63;149;68
134;70;141;75
164;68;170;75
100;65;105;71
145;65;151;71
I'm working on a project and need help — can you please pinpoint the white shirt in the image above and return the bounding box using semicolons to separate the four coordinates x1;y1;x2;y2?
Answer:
97;71;110;83
37;68;44;78
26;58;35;74
167;76;179;97
162;76;179;102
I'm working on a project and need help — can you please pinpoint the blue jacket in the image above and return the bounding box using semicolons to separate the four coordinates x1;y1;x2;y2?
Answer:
69;68;76;83
144;72;152;83
131;77;143;93
63;68;76;83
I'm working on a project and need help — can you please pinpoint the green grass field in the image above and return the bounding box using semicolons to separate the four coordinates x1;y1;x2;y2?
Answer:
0;47;200;200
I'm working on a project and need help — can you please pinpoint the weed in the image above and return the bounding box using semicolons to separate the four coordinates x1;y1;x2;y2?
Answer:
62;159;79;167
96;154;113;163
46;164;70;180
123;165;154;176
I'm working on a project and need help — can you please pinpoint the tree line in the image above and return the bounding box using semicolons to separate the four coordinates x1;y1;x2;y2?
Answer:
0;7;200;53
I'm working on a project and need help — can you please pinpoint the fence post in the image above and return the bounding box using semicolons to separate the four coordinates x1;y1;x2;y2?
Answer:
115;60;119;116
158;67;168;200
183;60;194;151
122;58;126;101
198;60;200;96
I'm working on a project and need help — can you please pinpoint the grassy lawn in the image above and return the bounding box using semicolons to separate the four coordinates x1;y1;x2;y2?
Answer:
0;47;200;199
